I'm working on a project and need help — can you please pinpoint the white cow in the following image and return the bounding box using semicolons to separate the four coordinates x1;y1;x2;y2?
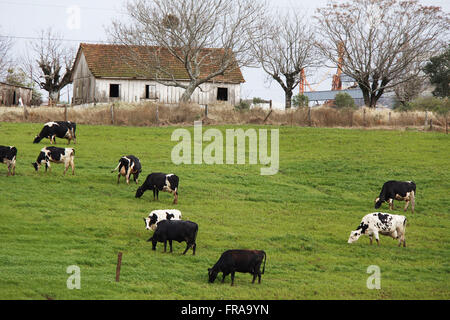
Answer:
143;209;182;231
348;212;407;247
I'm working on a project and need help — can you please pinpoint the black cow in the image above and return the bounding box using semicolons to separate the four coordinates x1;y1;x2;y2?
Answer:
375;180;416;213
0;146;17;176
32;147;75;175
33;121;77;145
147;220;198;255
208;250;267;286
135;173;179;204
111;155;142;184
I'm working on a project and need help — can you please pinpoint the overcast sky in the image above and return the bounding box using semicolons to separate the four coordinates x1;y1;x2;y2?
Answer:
0;0;448;108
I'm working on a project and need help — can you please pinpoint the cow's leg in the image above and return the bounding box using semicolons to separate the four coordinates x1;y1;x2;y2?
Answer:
173;189;178;204
230;272;235;286
71;159;75;175
373;230;380;246
389;199;394;210
221;273;227;283
169;239;173;253
153;189;156;200
182;242;191;255
11;161;15;176
369;235;373;245
252;272;257;284
163;240;167;252
404;199;410;212
63;162;69;175
126;168;132;185
156;189;159;200
192;242;196;255
258;270;262;284
411;191;415;213
117;174;121;184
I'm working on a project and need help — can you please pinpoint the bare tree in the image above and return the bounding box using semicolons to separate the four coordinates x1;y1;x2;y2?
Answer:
0;31;13;80
109;0;265;103
315;0;449;108
25;29;75;105
251;12;321;109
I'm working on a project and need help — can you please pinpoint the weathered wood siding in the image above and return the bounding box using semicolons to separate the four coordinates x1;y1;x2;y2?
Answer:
93;79;241;106
72;52;96;105
0;83;32;106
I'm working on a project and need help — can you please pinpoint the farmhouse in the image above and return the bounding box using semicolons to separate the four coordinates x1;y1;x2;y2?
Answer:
71;43;245;106
0;82;32;106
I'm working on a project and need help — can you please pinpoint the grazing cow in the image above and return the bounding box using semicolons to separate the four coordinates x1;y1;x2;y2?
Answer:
32;147;75;175
143;209;182;231
208;250;267;286
33;121;77;145
375;180;416;213
348;212;407;247
0;146;17;176
111;155;142;185
147;220;198;255
135;173;179;204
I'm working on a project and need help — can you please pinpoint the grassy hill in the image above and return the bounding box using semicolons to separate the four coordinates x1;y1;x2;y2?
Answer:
0;122;448;299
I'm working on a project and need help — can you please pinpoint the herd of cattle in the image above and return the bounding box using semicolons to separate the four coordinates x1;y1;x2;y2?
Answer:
1;121;418;285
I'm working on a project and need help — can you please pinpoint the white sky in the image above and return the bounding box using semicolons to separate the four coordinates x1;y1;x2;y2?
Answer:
0;0;448;108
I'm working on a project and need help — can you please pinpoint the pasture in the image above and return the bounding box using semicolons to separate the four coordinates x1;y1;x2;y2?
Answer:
0;122;449;300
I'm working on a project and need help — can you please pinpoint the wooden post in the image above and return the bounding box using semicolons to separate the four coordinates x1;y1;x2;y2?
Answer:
269;100;272;109
115;252;123;282
23;104;28;120
363;108;366;127
205;104;208;118
429;118;433;131
308;107;312;127
111;104;115;125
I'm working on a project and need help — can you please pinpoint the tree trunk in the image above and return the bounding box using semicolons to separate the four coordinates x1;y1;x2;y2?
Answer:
285;89;293;109
180;83;197;103
49;90;59;106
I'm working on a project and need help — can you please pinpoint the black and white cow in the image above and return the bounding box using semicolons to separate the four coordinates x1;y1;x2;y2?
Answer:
348;212;407;247
147;220;198;255
375;180;416;213
33;121;77;145
111;155;142;185
0;146;17;176
143;209;182;231
32;147;75;175
208;250;267;286
135;173;179;204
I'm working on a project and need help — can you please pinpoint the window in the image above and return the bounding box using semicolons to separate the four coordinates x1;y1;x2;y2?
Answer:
217;87;228;101
145;85;157;99
110;84;120;98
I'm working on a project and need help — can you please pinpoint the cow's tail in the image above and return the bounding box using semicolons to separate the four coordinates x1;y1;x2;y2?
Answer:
261;251;267;274
111;162;121;173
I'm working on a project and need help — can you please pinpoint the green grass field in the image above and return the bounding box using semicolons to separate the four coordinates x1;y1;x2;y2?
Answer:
0;122;449;300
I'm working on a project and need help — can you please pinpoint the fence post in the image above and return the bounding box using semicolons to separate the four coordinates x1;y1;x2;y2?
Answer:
363;108;366;127
205;104;208;118
111;104;115;125
429;118;433;131
23;104;28;120
308;107;312;127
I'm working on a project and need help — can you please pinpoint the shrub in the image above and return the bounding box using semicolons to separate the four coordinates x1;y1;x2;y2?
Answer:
235;100;250;111
334;92;356;109
292;94;309;107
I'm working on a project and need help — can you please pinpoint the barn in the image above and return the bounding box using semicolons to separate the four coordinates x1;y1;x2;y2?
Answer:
0;82;32;106
71;43;245;106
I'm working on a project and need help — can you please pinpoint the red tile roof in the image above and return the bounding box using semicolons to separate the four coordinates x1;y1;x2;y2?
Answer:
75;43;245;83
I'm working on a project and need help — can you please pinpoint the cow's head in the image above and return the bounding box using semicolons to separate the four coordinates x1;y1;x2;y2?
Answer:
208;268;218;283
143;217;151;230
33;136;42;144
374;197;383;209
32;162;39;171
347;230;363;243
135;187;144;198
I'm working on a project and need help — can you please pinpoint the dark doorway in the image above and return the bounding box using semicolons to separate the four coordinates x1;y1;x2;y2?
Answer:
217;87;228;101
110;84;120;98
